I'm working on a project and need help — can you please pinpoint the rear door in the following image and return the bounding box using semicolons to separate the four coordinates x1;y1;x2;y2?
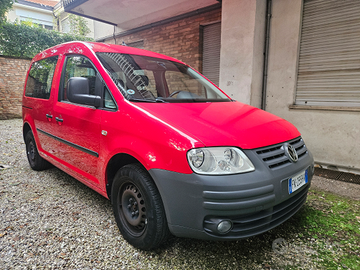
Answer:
23;56;59;154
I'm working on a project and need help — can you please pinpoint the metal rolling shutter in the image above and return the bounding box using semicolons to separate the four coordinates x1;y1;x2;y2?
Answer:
296;0;360;107
202;22;221;86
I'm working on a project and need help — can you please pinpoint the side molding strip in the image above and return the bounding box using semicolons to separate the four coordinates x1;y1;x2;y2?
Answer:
37;128;99;158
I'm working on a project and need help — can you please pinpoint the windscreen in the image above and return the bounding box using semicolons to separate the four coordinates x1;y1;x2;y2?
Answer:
96;52;230;103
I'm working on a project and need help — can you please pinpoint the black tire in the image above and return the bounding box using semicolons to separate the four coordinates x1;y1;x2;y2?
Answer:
25;131;51;171
111;164;170;250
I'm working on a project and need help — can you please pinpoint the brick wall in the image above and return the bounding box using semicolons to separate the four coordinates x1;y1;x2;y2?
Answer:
105;8;221;72
0;56;31;120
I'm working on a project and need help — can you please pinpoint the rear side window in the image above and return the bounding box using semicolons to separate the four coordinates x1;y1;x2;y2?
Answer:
25;56;58;99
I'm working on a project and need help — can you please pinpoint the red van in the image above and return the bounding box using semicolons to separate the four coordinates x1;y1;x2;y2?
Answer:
22;42;314;250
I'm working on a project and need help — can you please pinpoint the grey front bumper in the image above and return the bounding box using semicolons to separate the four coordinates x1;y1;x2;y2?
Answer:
149;141;314;241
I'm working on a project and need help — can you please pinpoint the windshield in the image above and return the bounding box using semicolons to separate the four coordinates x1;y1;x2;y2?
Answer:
96;52;230;103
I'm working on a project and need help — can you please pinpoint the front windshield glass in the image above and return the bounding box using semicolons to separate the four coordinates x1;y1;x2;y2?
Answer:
96;52;230;103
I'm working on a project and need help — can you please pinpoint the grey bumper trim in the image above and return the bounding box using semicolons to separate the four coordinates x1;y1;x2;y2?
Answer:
149;148;314;241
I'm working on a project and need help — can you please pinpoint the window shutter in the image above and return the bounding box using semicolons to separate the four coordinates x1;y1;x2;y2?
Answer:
202;22;221;86
296;0;360;107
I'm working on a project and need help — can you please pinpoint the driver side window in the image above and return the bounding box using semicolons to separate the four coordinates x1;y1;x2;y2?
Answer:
60;55;98;101
59;55;116;110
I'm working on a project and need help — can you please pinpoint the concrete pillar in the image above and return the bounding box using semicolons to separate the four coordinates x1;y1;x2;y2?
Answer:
219;0;266;108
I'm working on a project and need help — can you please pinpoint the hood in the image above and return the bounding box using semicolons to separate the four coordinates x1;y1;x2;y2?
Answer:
134;101;300;149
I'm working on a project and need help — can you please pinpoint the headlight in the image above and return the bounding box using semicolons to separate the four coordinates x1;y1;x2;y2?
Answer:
187;147;255;175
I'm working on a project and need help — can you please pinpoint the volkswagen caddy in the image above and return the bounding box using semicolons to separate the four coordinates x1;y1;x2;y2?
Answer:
22;42;314;250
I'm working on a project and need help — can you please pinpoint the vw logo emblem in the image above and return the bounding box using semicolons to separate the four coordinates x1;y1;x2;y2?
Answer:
285;144;298;162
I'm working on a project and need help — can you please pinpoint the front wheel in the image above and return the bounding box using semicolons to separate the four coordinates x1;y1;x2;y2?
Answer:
111;164;170;250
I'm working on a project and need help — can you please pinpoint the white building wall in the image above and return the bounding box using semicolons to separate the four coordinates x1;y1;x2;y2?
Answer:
6;8;18;22
93;20;115;41
7;3;53;26
219;0;266;108
265;0;360;173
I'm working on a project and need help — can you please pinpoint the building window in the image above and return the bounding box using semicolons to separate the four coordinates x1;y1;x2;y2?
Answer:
19;18;53;30
202;22;221;86
296;0;360;107
61;17;70;33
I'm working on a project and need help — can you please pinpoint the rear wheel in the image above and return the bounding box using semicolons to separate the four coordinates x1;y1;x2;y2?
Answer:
111;164;169;250
25;131;51;171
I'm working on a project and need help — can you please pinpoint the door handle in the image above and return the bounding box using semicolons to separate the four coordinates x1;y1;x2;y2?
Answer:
55;117;63;122
46;114;53;119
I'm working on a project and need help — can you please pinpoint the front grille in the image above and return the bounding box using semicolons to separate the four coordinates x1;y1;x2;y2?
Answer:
204;185;309;238
256;137;308;169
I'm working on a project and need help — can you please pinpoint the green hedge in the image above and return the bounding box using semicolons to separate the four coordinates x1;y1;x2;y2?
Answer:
0;22;93;59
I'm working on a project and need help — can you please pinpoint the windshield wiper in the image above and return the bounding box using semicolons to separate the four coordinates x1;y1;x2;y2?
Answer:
127;97;167;103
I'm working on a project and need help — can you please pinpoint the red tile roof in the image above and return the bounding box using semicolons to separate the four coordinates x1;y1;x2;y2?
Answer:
23;0;60;7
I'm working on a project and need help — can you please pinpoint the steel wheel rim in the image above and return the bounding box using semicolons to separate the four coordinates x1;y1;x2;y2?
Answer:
27;140;36;163
119;182;147;236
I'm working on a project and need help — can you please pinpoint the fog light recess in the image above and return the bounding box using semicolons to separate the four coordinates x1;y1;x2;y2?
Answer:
217;220;233;234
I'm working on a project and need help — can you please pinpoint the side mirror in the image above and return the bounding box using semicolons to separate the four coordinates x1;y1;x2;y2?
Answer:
67;77;101;107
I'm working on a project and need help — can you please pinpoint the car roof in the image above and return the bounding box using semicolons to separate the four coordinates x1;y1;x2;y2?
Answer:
31;41;183;64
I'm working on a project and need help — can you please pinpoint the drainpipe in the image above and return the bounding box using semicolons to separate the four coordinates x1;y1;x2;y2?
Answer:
261;0;272;110
113;25;116;44
53;12;60;31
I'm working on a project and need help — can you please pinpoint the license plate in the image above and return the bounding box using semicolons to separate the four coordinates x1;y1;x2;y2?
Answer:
288;170;308;194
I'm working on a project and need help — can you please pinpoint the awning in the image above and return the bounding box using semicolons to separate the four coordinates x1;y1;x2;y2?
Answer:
63;0;219;29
